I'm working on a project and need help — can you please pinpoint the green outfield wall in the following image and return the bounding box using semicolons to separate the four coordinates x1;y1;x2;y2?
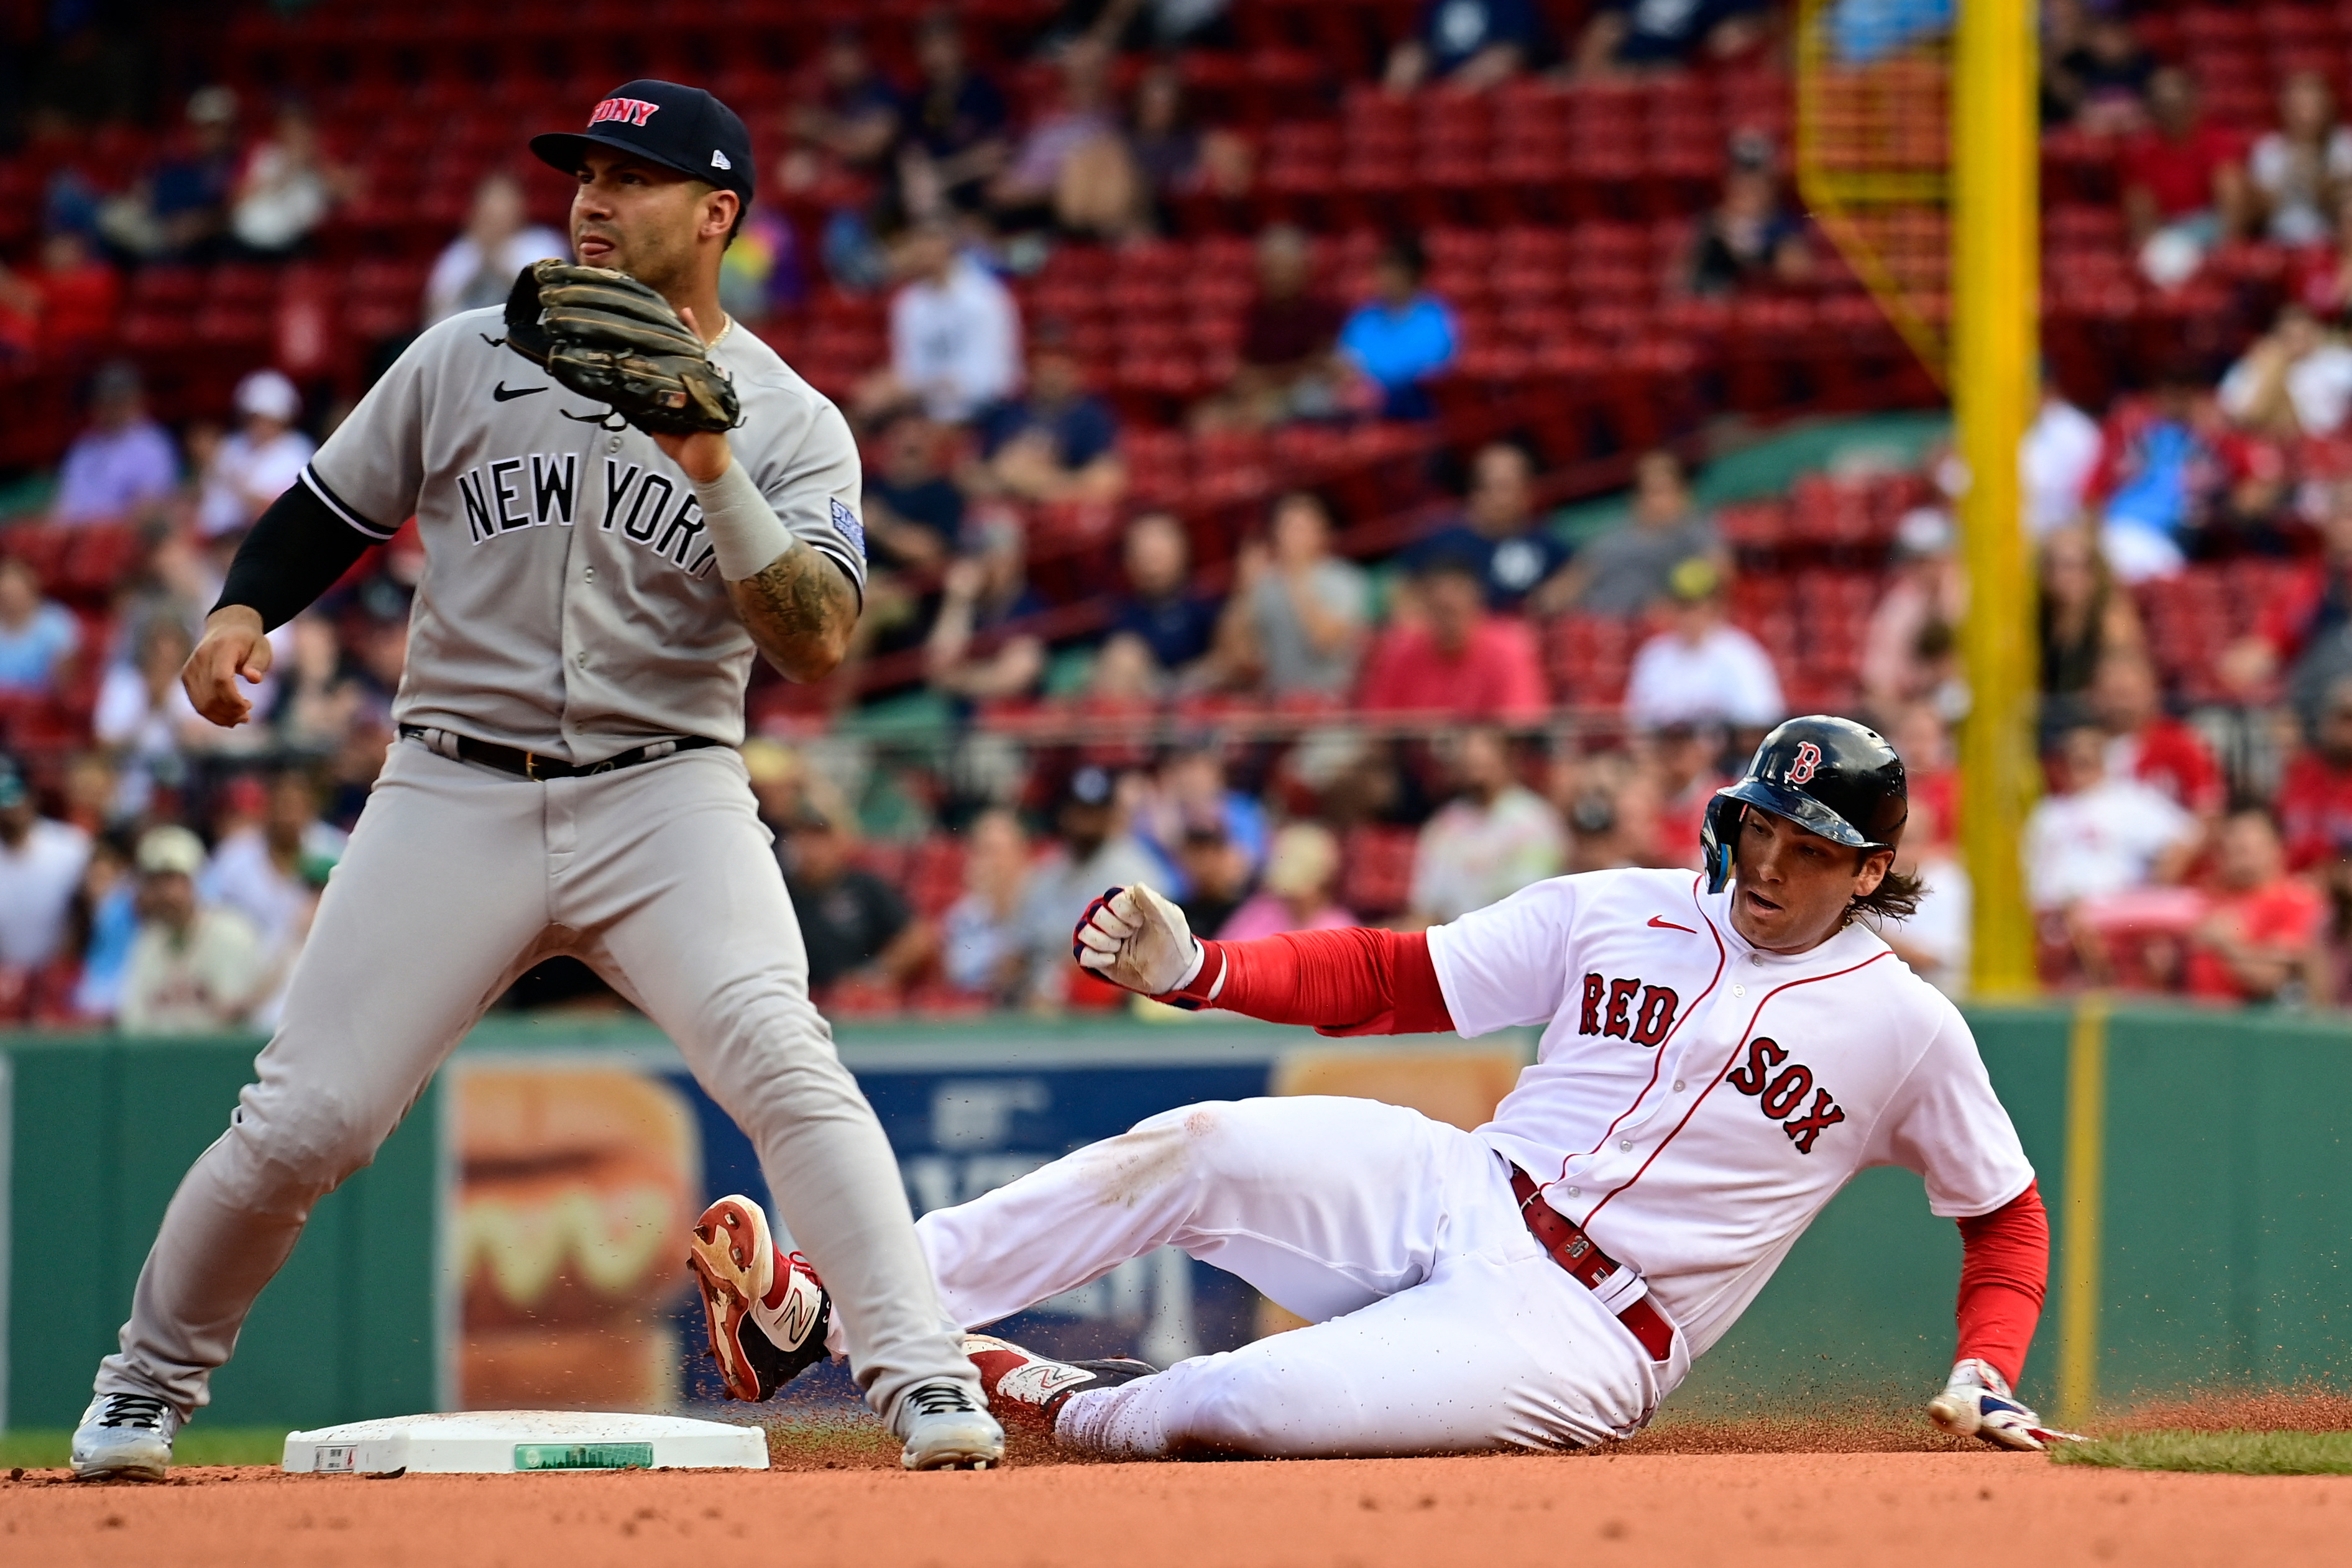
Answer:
4;1003;2346;1433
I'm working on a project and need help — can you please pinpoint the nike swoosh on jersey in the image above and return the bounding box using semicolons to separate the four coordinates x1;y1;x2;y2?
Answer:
1647;915;1696;933
492;382;546;401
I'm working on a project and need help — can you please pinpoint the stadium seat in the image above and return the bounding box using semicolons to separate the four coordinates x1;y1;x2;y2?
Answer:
1338;824;1418;919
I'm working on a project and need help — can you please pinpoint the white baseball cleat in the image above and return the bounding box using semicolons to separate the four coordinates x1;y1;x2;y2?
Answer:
1927;1358;2083;1452
898;1381;1007;1470
686;1194;832;1402
71;1392;181;1481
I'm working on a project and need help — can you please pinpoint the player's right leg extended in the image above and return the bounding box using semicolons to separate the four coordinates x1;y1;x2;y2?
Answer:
713;1093;1466;1398
78;741;560;1480
895;1096;1669;1458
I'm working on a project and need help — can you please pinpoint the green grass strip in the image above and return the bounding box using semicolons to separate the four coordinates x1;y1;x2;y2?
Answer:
2053;1429;2352;1476
0;1428;288;1469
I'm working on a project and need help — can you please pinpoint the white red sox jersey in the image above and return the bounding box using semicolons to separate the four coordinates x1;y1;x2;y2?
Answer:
1428;866;2033;1359
302;305;869;760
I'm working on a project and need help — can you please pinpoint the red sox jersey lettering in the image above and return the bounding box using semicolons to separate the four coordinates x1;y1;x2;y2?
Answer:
1425;866;2033;1360
1725;1036;1848;1153
1578;973;1680;1046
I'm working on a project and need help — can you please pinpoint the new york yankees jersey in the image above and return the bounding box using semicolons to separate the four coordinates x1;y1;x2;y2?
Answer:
303;305;868;761
1428;866;2033;1359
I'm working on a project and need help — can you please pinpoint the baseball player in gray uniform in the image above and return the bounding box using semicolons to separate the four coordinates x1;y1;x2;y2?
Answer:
70;80;1003;1479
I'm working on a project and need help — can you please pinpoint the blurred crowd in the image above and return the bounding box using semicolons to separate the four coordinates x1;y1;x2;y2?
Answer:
3;1;2351;1029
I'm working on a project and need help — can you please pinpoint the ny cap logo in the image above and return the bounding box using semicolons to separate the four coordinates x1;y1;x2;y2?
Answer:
589;96;661;128
1785;740;1824;786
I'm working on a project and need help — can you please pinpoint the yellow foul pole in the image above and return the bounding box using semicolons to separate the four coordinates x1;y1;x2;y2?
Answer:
2054;991;2110;1428
1955;0;2039;997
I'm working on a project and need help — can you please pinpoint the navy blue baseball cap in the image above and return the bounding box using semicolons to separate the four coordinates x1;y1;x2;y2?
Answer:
531;80;755;204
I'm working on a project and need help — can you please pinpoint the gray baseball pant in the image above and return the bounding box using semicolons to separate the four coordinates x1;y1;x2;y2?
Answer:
94;737;980;1429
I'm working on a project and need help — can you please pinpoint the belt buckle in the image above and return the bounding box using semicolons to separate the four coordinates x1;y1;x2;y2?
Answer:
522;750;544;781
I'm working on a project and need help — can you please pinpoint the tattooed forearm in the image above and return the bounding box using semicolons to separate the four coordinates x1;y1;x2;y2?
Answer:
727;546;858;682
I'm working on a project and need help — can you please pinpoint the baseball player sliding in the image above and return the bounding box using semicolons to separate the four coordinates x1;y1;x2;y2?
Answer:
71;80;1002;1480
691;717;2077;1458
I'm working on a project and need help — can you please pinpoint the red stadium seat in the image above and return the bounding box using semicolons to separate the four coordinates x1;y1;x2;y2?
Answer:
1338;824;1418;920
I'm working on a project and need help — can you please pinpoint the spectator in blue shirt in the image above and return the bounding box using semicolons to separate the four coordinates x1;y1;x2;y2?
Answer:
1387;0;1546;92
96;85;241;262
979;328;1126;505
906;12;1013;214
1574;0;1770;75
788;26;904;178
0;558;80;695
52;361;178;528
1111;511;1221;679
1408;441;1576;612
1339;236;1458;422
865;413;964;574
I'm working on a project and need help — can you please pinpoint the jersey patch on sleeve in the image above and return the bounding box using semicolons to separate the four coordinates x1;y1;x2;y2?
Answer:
829;495;866;561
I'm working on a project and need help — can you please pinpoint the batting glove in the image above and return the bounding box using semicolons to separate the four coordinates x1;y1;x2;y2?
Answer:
1926;1358;2083;1452
1072;884;1203;998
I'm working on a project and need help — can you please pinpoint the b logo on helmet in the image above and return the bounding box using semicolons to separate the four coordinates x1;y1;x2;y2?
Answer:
1785;740;1824;785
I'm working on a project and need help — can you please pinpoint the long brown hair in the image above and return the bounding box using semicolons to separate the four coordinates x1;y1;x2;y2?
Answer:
1850;864;1926;924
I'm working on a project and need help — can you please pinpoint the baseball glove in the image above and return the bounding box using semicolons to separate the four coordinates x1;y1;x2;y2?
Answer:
502;260;741;436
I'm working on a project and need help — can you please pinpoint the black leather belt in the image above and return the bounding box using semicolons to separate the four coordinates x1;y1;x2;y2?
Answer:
401;725;719;781
1510;1168;1675;1362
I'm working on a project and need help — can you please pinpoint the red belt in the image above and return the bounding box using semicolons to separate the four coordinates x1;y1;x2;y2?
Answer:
1510;1168;1674;1362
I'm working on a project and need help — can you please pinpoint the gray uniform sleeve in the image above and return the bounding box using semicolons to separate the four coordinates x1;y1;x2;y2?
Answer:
758;400;868;600
304;326;435;539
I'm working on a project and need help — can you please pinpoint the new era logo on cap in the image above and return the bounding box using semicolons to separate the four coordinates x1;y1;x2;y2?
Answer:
712;150;730;170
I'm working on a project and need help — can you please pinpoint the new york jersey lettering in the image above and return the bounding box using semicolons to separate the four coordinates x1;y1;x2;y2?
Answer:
531;454;577;525
601;460;719;576
490;458;528;531
458;454;579;542
602;461;644;530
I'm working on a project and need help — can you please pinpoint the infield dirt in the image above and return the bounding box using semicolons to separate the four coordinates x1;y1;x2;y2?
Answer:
6;1415;2346;1568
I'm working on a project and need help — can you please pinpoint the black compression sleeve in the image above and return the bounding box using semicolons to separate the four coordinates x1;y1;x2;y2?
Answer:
214;477;379;631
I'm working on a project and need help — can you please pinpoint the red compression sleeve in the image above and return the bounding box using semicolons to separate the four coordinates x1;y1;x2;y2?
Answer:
1162;927;1456;1035
1954;1181;2050;1388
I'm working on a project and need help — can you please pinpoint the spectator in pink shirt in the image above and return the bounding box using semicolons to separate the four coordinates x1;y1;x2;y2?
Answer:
1218;822;1357;942
1355;555;1548;723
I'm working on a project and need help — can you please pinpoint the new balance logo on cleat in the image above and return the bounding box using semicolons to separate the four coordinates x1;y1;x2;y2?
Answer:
686;1194;832;1402
991;1357;1098;1406
962;1334;1159;1434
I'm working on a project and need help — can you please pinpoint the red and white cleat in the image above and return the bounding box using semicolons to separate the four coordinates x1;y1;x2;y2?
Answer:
686;1194;832;1402
960;1333;1158;1434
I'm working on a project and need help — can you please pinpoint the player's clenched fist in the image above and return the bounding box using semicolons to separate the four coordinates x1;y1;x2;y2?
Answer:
1072;883;1201;996
1926;1358;2082;1452
181;605;273;728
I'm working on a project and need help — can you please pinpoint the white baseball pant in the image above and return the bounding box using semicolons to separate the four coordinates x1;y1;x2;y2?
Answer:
903;1094;1691;1457
94;738;980;1428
